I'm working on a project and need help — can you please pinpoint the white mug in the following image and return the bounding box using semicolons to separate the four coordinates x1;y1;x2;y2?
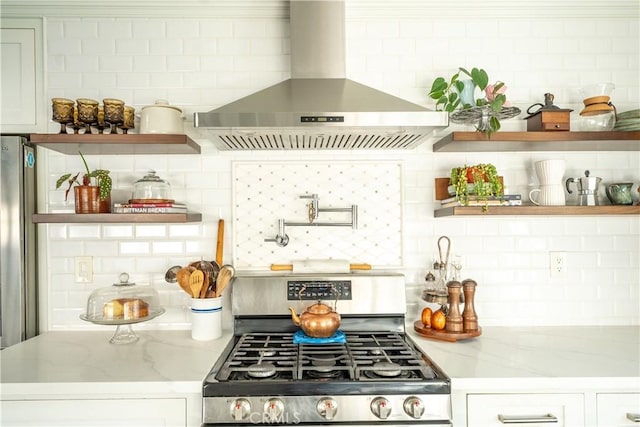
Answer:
535;159;565;186
529;184;566;206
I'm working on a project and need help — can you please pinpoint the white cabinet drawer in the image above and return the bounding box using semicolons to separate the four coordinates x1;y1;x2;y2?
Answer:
597;393;640;426
467;393;584;427
1;398;187;426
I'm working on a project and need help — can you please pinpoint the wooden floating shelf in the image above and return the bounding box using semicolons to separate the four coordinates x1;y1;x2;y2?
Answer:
32;213;202;223
30;133;201;155
434;205;640;217
433;131;640;152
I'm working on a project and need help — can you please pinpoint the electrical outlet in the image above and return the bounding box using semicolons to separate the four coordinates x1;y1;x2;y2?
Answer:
549;251;567;278
75;256;93;283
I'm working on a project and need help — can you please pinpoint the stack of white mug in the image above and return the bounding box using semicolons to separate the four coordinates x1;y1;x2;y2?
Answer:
529;159;566;206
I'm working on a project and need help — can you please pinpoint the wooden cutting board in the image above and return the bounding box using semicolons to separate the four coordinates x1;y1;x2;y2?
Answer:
271;261;371;272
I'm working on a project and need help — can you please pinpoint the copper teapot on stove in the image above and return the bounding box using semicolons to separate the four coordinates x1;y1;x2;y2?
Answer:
289;300;341;338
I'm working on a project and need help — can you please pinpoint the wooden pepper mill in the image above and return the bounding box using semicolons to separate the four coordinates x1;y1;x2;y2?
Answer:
445;281;463;333
461;279;478;332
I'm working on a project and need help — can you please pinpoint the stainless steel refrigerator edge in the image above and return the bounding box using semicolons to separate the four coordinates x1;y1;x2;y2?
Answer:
1;135;38;349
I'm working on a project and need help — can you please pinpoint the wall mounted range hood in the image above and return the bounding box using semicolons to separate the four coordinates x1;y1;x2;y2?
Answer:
194;0;448;150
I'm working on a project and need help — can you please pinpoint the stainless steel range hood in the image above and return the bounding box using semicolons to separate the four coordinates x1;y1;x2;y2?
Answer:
194;0;448;150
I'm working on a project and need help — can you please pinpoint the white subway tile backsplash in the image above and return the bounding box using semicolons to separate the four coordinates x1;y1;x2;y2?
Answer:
132;55;166;72
199;20;233;38
41;7;639;330
151;241;184;254
166;20;200;39
167;55;199;72
135;257;171;274
68;225;102;240
81;38;115;55
217;38;251;56
168;224;201;237
131;20;166;38
64;20;99;38
149;39;184;56
135;225;168;238
102;256;136;274
120;241;151;255
115;39;149;55
97;56;133;73
65;55;99;73
103;225;134;239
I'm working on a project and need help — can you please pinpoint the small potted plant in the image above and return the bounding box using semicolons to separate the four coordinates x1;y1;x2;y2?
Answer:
429;67;519;136
56;151;112;213
450;163;503;210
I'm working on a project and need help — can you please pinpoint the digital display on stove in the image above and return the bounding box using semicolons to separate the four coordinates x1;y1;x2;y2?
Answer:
287;280;352;300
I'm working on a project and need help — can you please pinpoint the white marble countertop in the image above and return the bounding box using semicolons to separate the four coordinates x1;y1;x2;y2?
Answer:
0;329;233;396
407;325;640;391
1;326;638;395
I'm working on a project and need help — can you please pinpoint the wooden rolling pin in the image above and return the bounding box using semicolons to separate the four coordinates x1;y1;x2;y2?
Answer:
215;219;224;266
270;263;371;271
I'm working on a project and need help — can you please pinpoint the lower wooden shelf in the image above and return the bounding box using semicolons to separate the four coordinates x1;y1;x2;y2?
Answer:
32;213;202;223
435;205;640;217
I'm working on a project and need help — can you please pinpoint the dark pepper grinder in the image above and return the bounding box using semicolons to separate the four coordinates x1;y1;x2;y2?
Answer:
445;281;463;333
461;279;478;332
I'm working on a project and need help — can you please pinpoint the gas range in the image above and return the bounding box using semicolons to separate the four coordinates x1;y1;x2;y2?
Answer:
202;273;451;426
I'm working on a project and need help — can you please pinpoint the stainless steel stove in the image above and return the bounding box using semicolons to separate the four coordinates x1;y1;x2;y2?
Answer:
202;272;451;426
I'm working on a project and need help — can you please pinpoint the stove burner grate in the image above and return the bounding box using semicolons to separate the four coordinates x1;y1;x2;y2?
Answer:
215;331;437;382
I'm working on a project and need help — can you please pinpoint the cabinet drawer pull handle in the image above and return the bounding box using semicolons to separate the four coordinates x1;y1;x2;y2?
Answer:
627;413;640;422
498;414;558;424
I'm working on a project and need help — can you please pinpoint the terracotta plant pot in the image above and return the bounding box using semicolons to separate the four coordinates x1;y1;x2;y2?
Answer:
465;167;488;183
74;186;111;213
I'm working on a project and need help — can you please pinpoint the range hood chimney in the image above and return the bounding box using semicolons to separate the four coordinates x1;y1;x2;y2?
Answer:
194;0;448;150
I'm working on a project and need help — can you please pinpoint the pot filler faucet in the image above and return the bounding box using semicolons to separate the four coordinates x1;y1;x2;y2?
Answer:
265;194;358;247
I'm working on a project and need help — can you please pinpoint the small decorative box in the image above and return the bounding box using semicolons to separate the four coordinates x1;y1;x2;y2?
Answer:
526;109;573;131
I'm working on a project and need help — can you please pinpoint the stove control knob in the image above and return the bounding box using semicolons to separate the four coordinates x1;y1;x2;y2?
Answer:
403;396;425;419
370;397;392;419
264;398;284;422
230;398;251;421
317;397;338;420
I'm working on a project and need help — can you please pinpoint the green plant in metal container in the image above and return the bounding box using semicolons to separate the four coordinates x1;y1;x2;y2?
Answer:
429;67;516;136
56;151;112;201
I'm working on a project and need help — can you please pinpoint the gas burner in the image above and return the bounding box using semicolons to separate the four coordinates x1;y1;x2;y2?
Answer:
309;354;337;372
371;361;402;377
368;349;383;356
306;369;344;379
247;362;277;378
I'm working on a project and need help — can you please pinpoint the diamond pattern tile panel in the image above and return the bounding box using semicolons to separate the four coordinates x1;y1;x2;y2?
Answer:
233;161;403;269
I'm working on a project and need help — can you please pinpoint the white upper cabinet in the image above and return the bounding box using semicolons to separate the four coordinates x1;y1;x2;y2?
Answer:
0;18;45;133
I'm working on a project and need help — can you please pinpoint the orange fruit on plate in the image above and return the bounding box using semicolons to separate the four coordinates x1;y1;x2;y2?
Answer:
431;309;446;330
421;307;432;327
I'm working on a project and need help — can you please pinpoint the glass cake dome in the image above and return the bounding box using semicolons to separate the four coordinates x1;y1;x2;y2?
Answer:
81;272;165;344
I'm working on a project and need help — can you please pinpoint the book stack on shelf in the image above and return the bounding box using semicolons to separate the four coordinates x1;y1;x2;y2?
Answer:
440;194;522;208
113;201;188;214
